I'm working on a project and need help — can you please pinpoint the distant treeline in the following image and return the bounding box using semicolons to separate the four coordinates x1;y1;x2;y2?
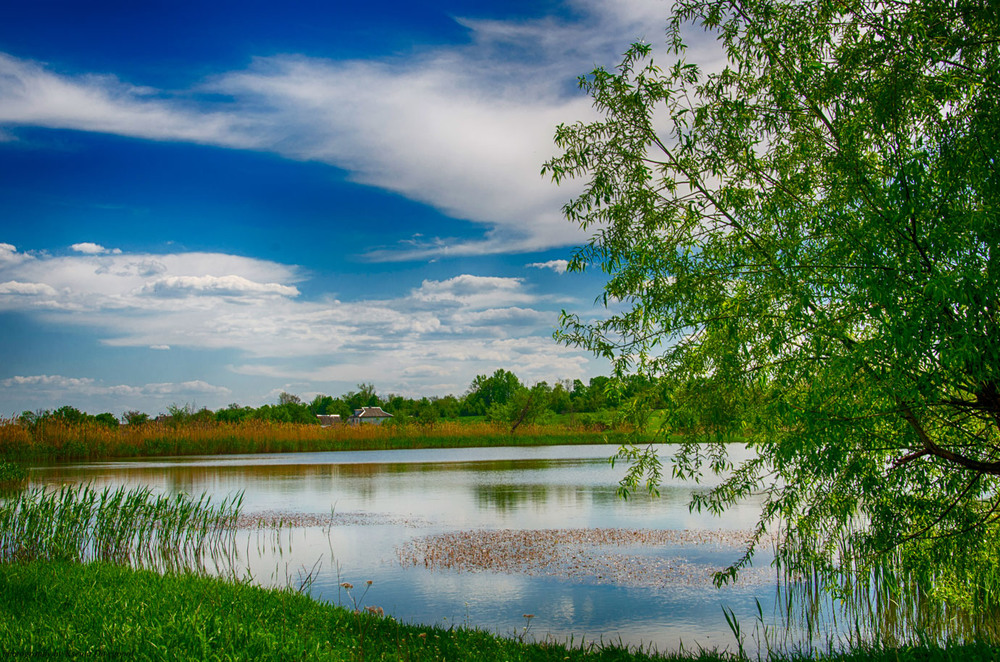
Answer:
15;370;670;430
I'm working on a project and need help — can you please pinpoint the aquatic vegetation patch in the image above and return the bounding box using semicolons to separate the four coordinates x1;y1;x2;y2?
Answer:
236;510;430;529
0;461;26;490
397;528;776;588
0;483;242;571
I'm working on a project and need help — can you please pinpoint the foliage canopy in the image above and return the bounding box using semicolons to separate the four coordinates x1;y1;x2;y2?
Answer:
545;0;999;601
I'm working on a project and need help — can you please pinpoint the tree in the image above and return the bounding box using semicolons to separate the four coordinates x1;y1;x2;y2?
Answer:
545;0;999;602
487;382;553;433
123;410;150;426
93;413;120;429
464;370;524;416
214;404;252;424
345;383;381;411
52;406;86;425
278;392;302;406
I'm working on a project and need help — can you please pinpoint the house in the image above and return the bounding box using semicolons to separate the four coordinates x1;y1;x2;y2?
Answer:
316;414;341;427
348;407;393;425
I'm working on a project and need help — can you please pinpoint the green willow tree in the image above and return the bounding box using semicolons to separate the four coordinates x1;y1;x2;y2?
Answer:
545;0;999;604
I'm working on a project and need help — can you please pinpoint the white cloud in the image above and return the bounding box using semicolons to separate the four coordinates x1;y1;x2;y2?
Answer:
0;53;259;147
527;259;569;273
0;244;31;266
451;307;550;330
0;1;694;258
71;242;121;255
142;380;231;396
3;374;95;389
0;280;58;296
229;335;589;397
0;250;302;310
140;275;299;298
0;245;599;403
410;275;537;308
0;374;231;401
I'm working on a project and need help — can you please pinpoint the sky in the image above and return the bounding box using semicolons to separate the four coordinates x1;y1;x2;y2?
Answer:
0;0;684;416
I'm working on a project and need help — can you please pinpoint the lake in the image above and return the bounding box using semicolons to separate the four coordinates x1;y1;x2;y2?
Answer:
29;444;829;655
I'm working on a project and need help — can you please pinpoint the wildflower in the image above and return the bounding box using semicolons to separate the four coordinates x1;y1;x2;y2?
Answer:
340;582;353;590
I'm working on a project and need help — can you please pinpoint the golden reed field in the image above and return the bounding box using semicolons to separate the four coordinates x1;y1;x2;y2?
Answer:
0;418;619;461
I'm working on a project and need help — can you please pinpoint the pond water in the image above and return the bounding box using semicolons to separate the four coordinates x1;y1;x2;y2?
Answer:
29;444;830;654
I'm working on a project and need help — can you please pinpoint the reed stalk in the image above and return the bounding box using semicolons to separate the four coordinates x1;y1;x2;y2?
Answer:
0;483;242;572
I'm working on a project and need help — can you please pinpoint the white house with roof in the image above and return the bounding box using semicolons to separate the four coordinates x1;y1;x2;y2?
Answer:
348;407;393;425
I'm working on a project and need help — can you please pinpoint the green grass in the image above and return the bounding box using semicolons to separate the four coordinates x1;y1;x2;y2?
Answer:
0;561;997;662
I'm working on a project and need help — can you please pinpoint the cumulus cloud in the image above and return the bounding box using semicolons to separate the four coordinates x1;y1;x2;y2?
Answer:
0;255;580;400
71;242;121;255
0;280;59;296
0;375;232;413
141;275;300;298
229;335;589;396
0;244;31;266
527;259;569;273
0;243;601;406
410;275;537;308
0;249;302;312
3;374;95;389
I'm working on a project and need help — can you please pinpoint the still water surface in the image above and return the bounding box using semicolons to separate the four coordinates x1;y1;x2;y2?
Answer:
30;444;808;654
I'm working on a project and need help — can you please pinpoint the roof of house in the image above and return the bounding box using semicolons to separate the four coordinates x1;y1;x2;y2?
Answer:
352;407;393;418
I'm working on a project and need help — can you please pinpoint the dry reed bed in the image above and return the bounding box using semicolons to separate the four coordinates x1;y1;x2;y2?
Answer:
0;418;617;460
397;528;775;589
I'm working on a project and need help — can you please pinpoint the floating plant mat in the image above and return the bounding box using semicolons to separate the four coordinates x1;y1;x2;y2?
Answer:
397;528;776;589
236;511;430;529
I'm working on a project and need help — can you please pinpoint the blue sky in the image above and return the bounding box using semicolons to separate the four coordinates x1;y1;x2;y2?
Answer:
0;0;679;415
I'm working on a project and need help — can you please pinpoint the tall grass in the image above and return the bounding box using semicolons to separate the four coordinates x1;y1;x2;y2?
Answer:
0;417;623;461
0;483;242;572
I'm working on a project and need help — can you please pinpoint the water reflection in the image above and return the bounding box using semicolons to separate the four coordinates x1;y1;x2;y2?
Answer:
24;444;881;654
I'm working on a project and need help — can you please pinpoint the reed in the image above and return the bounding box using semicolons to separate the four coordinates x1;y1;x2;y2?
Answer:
0;417;623;461
0;483;242;572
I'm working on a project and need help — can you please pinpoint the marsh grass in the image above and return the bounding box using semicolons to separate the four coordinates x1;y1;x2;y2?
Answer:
0;483;242;573
0;461;26;491
0;417;623;461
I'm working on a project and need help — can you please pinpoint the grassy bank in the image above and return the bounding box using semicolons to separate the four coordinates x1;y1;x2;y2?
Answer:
0;560;996;662
0;418;627;462
0;483;995;660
